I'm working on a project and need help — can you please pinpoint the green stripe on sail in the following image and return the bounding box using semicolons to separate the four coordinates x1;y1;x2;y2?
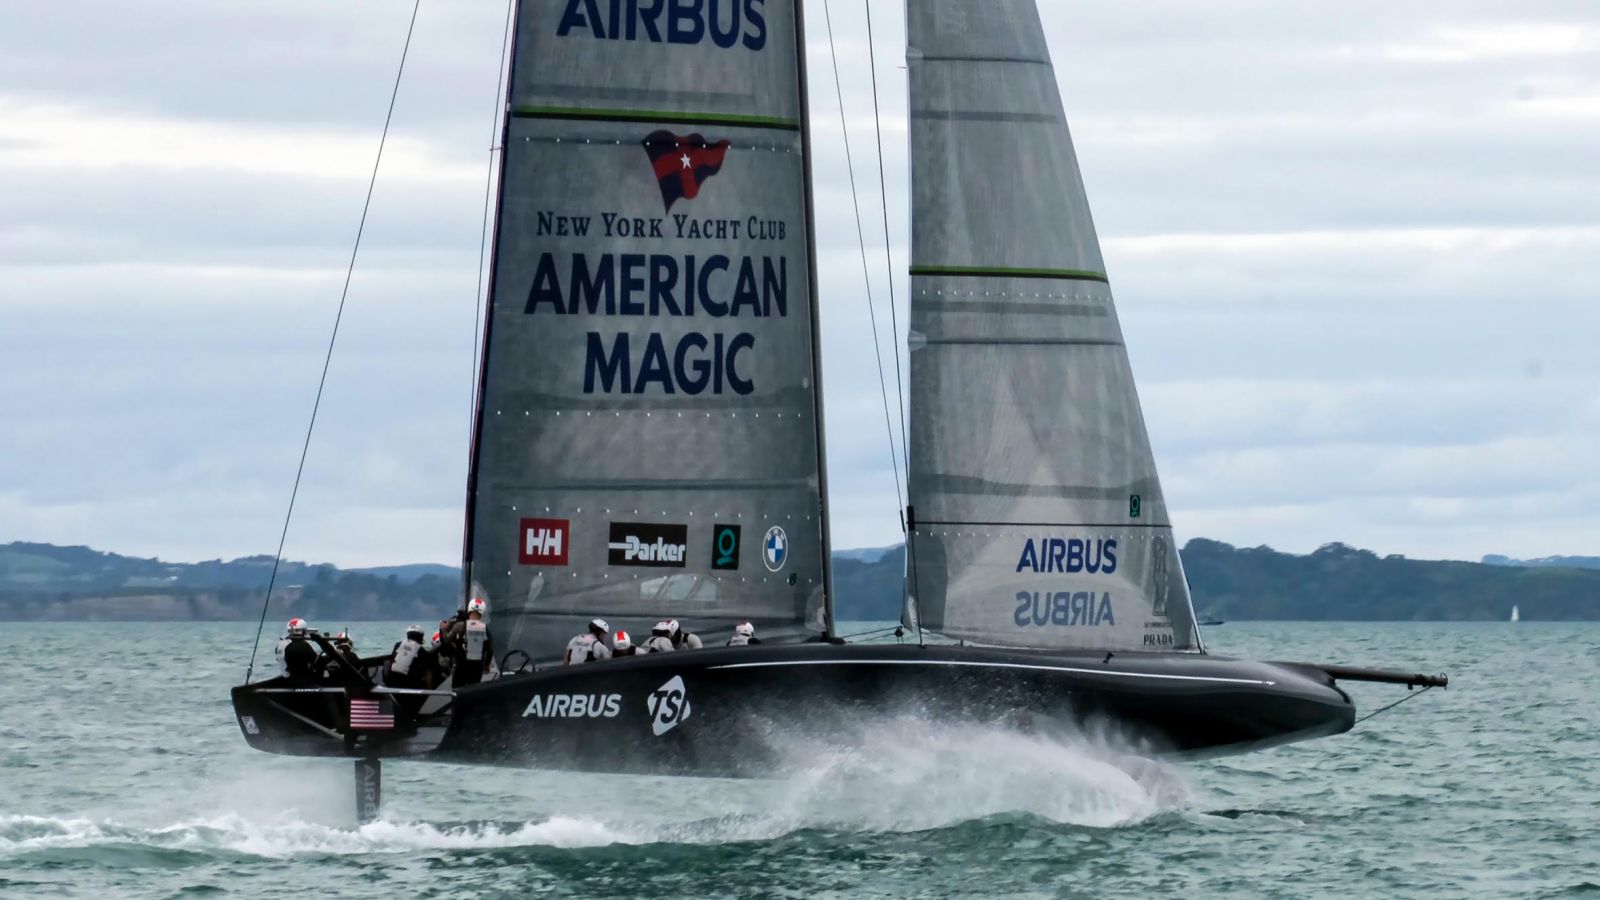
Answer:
910;265;1110;283
512;105;800;131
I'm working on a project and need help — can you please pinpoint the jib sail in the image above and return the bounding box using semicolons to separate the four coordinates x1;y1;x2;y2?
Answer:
463;0;832;660
904;0;1200;652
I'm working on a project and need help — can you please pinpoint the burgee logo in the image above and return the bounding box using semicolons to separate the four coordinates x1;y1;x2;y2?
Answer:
642;131;730;212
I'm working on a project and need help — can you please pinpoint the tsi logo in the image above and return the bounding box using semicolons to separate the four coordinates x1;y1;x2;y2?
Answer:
518;518;570;566
522;693;622;718
647;675;692;736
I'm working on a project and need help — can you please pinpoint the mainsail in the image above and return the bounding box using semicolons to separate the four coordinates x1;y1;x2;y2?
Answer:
463;0;832;660
904;0;1200;651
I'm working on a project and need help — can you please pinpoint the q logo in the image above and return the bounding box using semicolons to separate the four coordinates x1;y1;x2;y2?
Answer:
711;524;740;571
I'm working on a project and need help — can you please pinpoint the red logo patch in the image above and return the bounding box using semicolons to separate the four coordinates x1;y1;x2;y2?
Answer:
519;518;570;566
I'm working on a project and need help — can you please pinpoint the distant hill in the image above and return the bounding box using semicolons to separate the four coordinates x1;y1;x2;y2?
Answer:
4;538;1597;622
1185;540;1600;621
1482;554;1600;571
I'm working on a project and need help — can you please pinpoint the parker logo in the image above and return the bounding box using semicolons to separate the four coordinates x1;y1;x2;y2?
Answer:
608;522;688;567
648;675;691;736
522;693;621;718
518;518;571;565
711;523;741;570
642;131;730;212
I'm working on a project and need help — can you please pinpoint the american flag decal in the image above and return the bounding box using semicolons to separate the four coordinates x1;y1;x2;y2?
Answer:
349;697;394;730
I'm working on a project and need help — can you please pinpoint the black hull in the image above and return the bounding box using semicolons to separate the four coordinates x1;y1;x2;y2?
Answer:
233;644;1355;774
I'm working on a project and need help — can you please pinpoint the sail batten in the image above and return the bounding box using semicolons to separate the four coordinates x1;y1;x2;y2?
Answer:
463;0;831;660
905;0;1200;652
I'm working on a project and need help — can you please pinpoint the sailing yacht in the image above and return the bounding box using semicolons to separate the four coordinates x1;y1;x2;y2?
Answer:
1511;605;1521;622
232;0;1444;817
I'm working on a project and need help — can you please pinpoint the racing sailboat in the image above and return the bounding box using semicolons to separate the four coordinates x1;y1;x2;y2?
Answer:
232;0;1445;819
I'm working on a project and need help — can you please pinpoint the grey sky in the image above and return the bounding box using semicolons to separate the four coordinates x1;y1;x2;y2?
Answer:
2;1;1596;566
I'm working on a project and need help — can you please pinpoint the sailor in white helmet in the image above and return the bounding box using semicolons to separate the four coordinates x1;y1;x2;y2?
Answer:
275;617;318;681
726;621;760;647
611;629;637;658
668;618;703;650
564;618;613;665
446;597;496;686
384;624;427;688
639;621;676;654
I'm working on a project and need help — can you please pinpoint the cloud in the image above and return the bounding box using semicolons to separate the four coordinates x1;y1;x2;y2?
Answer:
1;1;1597;568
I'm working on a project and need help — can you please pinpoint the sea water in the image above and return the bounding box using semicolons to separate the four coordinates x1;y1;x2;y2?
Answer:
1;621;1596;898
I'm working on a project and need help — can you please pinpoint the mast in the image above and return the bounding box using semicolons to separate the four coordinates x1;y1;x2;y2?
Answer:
458;0;524;610
793;0;836;638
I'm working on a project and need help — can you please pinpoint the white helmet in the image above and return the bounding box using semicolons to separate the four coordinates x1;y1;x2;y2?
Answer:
667;618;682;637
467;597;487;616
652;620;672;636
590;618;610;635
286;617;308;636
735;622;755;637
405;624;424;640
613;630;633;651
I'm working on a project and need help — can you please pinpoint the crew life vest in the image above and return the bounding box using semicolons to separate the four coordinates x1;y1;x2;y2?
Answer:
640;635;675;654
392;638;422;675
465;620;488;662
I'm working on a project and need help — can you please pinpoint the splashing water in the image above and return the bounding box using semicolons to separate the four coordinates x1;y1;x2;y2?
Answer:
1;718;1189;862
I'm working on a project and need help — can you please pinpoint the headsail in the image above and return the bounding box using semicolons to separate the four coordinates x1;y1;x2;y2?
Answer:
463;0;832;660
904;0;1200;651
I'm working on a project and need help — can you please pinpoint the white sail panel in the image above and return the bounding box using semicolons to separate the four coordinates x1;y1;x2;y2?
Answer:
905;0;1200;651
466;0;830;660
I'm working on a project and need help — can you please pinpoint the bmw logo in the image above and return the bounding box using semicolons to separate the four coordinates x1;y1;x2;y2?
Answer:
762;525;788;572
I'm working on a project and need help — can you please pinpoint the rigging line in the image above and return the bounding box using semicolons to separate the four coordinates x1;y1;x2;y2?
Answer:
860;0;908;466
244;0;425;684
467;0;517;439
860;0;922;646
1354;685;1435;725
819;0;903;512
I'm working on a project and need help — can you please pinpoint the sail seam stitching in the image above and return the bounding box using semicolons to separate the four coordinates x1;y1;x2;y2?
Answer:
511;105;800;131
911;265;1110;283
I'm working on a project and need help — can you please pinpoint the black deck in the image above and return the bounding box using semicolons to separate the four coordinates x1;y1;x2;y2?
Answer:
232;642;1358;774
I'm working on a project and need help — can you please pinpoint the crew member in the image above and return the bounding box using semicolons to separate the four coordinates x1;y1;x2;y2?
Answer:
385;624;427;688
430;630;451;678
446;598;495;686
317;630;363;684
668;619;703;650
414;630;445;689
612;630;637;658
564;618;612;664
726;622;760;647
639;621;675;654
275;617;318;682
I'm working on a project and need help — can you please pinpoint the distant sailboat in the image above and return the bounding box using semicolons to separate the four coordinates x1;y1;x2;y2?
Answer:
1511;605;1521;622
230;0;1448;821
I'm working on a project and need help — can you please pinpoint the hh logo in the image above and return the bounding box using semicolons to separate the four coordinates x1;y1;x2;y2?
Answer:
518;518;570;566
642;131;730;212
648;675;691;736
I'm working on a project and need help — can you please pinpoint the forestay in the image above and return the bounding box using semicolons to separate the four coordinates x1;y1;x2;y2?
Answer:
904;0;1200;651
464;0;832;661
